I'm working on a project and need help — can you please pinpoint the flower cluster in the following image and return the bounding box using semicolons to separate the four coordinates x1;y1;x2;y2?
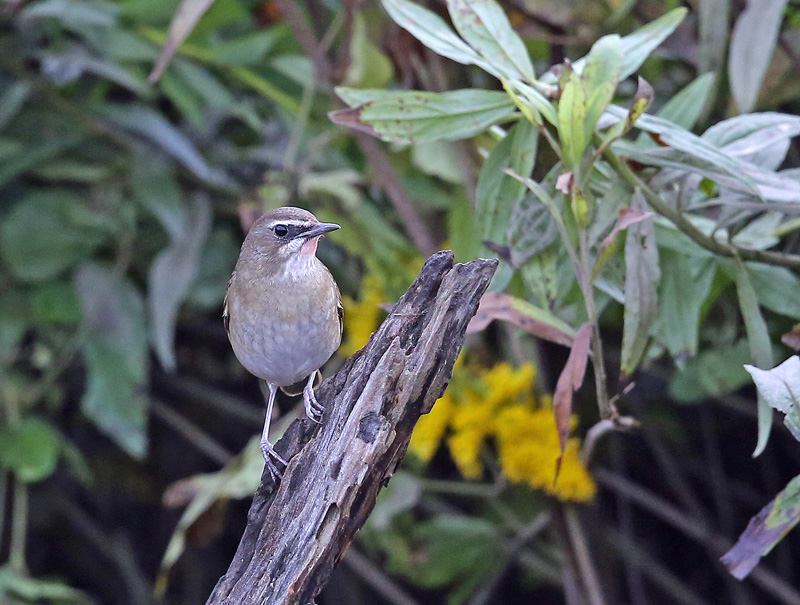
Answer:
409;360;596;503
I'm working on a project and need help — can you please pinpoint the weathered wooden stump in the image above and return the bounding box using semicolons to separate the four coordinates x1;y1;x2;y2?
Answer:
207;251;497;605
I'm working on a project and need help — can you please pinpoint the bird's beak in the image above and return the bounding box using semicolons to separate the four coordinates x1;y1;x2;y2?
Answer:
301;223;341;239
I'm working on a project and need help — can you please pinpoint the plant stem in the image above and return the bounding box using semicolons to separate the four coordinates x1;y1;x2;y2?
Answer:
604;149;800;271
9;480;28;575
577;225;614;419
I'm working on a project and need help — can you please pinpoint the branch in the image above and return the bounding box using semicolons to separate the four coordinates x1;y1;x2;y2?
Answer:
605;149;800;271
207;251;497;604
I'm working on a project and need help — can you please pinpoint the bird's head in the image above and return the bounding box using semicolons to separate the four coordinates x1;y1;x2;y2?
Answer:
246;206;340;261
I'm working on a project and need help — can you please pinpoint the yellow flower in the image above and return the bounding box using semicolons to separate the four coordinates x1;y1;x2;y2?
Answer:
409;391;453;463
496;406;595;503
447;429;484;479
340;274;385;357
481;362;537;408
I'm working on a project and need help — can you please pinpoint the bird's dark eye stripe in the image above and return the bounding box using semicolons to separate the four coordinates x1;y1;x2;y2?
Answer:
272;224;309;239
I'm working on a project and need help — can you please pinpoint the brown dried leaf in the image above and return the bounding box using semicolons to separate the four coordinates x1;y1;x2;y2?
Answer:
467;292;576;347
328;106;379;137
721;475;800;579
148;0;216;83
782;324;800;351
553;322;593;476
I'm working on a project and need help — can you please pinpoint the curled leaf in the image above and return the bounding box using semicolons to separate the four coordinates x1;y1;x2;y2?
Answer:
553;322;593;475
467;292;576;346
722;474;800;580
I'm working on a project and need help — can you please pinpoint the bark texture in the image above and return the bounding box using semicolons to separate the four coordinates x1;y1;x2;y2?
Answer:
206;251;497;605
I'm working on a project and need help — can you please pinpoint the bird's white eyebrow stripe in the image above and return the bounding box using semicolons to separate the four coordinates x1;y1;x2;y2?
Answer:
266;219;316;229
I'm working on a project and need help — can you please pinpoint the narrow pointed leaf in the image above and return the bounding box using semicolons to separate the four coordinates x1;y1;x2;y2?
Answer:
475;120;538;247
735;258;775;456
621;193;660;375
553;322;593;472
447;0;535;81
722;474;800;579
331;88;514;144
467;292;576;346
728;0;787;113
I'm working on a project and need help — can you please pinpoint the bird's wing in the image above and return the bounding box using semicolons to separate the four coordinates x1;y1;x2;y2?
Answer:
222;273;233;335
336;288;344;340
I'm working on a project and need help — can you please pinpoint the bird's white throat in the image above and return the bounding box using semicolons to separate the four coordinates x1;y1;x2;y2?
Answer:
278;249;319;281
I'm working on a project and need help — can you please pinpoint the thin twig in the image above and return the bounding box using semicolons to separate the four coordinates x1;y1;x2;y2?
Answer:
356;133;438;256
9;480;28;575
469;512;551;605
151;399;233;465
605;529;709;605
343;549;420;605
563;505;605;605
54;496;154;605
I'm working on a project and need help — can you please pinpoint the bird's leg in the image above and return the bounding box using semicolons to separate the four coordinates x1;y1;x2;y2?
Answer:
302;372;324;423
260;381;287;480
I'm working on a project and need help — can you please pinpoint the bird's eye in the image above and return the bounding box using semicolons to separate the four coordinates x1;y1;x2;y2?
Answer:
273;224;289;237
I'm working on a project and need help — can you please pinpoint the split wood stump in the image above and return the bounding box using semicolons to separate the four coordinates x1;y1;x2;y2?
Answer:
207;251;497;605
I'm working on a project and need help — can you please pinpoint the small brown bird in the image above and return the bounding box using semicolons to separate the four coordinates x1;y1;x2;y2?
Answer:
223;207;343;478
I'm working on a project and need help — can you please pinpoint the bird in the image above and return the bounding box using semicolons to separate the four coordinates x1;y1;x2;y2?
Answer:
223;206;343;479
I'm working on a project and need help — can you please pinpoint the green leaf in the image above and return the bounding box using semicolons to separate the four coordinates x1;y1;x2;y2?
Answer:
669;340;753;403
206;30;283;66
406;516;501;594
23;0;118;27
0;82;31;131
0;136;85;188
735;258;775;457
722;474;800;580
698;0;729;73
29;280;82;325
381;0;489;71
703;112;800;170
621;193;660;376
581;35;623;138
656;73;716;130
506;192;558;266
130;153;187;240
475;120;538;250
344;13;395;89
331;88;515;144
745;263;800;320
0;190;106;282
148;196;211;370
446;0;535;81
94;102;231;186
0;417;60;482
745;356;800;442
654;250;713;359
0;565;91;603
76;264;149;458
186;226;239;310
558;69;588;170
615;8;687;80
504;80;558;126
542;8;687;84
728;0;787;113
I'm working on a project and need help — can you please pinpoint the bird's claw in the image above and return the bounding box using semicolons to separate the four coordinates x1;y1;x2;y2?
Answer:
303;387;325;423
260;439;287;481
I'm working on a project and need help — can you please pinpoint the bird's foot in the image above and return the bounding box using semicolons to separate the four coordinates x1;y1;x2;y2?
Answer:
303;384;325;423
260;439;287;481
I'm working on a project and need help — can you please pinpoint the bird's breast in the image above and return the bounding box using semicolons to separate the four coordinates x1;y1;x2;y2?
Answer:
227;262;341;386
